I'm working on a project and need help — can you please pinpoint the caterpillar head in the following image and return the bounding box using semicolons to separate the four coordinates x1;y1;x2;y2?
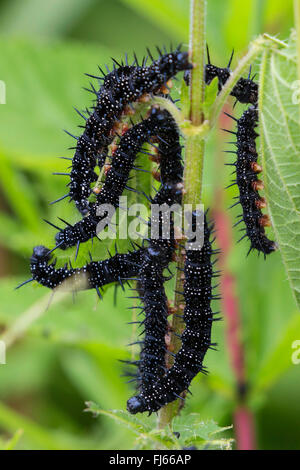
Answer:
127;396;144;414
159;51;192;76
31;245;51;264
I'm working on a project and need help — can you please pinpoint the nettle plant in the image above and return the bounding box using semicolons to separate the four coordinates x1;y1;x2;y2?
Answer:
17;0;300;449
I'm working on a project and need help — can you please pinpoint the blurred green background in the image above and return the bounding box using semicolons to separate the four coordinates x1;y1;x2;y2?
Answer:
0;0;299;450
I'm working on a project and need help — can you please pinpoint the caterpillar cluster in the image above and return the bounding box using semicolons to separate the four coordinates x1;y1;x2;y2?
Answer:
127;211;219;414
123;111;183;404
55;108;182;252
63;46;191;216
17;45;277;415
53;46;274;259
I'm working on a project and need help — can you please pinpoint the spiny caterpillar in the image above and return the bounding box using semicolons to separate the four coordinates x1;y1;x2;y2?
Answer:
184;47;258;105
204;48;258;105
196;47;275;256
55;108;178;252
225;106;277;256
30;245;143;296
58;46;192;216
54;106;185;255
127;212;218;414
17;43;277;416
124;113;183;400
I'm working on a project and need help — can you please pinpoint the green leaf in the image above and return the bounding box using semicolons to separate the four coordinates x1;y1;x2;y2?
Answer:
253;312;300;393
1;429;23;450
0;401;78;450
120;0;188;39
0;0;99;38
84;405;233;450
1;278;133;348
259;32;300;308
84;405;160;447
172;414;233;450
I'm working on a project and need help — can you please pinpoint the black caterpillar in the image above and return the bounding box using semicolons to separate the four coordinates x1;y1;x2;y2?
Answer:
31;99;185;405
57;47;270;257
54;108;183;253
127;212;218;414
184;47;258;105
125;111;184;402
191;47;275;256
225;106;276;255
17;44;277;416
128;245;171;402
124;201;182;399
30;245;143;296
205;52;258;105
60;46;192;216
29;106;183;291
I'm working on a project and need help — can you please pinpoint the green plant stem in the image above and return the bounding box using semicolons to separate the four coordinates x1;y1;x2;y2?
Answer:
188;0;206;125
157;256;185;431
183;136;205;206
183;0;206;207
157;0;206;430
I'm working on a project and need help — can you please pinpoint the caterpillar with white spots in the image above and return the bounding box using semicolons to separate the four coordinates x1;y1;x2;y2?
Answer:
127;211;219;414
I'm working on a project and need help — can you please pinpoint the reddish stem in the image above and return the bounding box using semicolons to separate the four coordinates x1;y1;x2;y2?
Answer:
234;406;256;451
214;208;246;387
211;109;256;450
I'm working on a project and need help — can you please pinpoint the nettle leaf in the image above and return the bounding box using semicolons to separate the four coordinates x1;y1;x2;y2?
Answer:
172;414;233;450
84;405;153;438
259;32;300;309
84;404;233;450
84;404;178;449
